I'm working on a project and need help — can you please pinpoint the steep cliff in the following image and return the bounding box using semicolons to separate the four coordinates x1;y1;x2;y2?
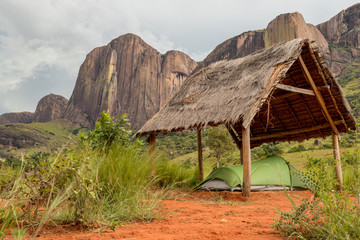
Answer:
33;94;68;122
196;12;328;71
317;3;360;115
0;112;34;125
64;33;197;128
317;3;360;76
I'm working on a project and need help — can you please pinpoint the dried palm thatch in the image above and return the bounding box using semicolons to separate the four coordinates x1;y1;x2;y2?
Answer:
136;39;356;147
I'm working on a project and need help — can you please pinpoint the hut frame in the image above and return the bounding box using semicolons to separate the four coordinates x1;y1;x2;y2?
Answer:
136;39;356;196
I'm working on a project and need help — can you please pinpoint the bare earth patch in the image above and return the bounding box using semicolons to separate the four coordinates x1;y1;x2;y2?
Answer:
25;190;313;240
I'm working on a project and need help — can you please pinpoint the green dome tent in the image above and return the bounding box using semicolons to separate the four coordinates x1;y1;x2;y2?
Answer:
196;156;309;191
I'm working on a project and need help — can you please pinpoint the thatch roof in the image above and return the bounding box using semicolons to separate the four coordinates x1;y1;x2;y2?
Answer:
136;39;356;147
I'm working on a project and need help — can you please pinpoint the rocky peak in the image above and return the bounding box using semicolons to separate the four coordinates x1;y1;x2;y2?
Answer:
33;94;68;122
197;12;328;70
317;3;360;48
64;33;197;128
265;12;328;52
316;3;360;78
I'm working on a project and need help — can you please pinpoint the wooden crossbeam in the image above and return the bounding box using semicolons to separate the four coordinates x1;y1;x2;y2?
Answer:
275;83;315;96
247;120;343;142
298;55;339;135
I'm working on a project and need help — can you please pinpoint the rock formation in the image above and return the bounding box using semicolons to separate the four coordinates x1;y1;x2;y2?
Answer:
0;112;34;125
317;3;360;78
196;12;328;71
64;33;197;128
33;94;68;122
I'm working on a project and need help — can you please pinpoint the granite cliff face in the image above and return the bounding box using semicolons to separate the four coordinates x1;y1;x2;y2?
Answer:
33;94;68;123
0;112;34;125
316;3;360;115
196;12;328;71
317;3;360;77
64;33;197;128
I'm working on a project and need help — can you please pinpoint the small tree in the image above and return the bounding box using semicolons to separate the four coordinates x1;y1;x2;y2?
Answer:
85;111;131;151
205;126;235;168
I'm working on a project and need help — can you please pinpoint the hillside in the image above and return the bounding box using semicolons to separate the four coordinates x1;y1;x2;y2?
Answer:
0;119;81;161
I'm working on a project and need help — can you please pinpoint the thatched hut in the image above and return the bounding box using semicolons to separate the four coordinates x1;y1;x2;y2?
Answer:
136;39;356;196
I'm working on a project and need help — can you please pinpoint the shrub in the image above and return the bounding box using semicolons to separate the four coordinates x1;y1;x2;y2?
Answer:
287;144;307;153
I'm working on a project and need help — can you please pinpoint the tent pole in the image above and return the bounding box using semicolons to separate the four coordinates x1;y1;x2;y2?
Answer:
332;133;343;191
197;127;204;182
242;125;251;197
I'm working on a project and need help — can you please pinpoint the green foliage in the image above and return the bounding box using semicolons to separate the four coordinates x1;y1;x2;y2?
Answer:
287;144;306;153
252;143;283;160
274;126;360;239
0;111;201;237
205;126;235;168
156;158;199;189
85;111;131;151
154;131;199;158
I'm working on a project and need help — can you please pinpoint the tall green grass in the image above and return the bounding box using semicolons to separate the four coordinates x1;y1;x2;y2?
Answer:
274;153;360;239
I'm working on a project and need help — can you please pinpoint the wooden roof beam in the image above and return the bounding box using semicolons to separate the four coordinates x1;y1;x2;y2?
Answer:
298;55;339;135
275;83;315;96
306;48;348;130
289;75;325;139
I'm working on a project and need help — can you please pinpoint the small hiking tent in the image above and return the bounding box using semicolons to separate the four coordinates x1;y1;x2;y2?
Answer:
196;156;308;191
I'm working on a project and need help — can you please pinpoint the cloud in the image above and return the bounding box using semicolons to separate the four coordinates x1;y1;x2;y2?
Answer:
0;0;359;114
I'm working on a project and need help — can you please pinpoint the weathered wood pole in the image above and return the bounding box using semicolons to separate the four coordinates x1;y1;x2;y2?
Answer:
149;133;156;158
242;126;251;197
197;127;204;182
149;133;157;176
332;133;343;191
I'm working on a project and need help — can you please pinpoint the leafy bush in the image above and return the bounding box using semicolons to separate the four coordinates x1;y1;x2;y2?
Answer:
288;144;307;153
252;143;283;160
205;126;235;168
82;111;131;151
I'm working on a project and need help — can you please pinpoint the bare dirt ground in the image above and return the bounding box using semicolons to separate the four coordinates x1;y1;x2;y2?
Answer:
25;190;313;240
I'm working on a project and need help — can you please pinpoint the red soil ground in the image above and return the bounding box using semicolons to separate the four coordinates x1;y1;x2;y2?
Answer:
20;190;313;240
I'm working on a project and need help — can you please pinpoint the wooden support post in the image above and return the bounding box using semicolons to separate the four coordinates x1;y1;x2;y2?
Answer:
242;126;251;197
148;133;156;158
148;133;156;177
332;133;343;191
197;127;204;182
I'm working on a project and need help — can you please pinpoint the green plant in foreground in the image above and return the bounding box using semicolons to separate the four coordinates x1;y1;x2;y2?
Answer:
274;127;360;239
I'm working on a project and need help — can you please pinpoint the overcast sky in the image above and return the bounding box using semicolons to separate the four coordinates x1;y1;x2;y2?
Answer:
0;0;359;114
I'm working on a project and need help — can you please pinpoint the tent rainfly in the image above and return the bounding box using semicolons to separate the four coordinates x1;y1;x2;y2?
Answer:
136;38;356;197
195;156;309;191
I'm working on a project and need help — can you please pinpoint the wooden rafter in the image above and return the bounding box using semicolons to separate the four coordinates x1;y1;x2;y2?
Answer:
298;55;339;135
282;98;310;140
288;75;325;139
306;48;348;130
275;83;315;96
